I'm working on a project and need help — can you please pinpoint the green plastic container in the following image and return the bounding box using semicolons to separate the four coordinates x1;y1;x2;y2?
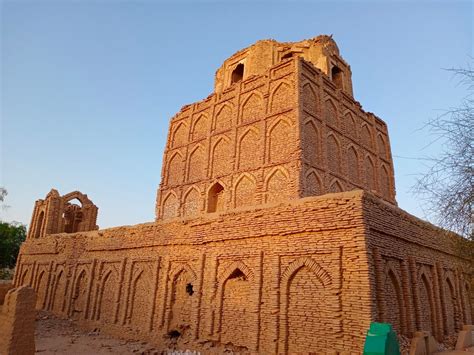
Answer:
363;322;401;355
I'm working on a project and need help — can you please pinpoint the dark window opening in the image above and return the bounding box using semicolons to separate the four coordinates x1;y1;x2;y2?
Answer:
231;63;244;84
331;66;344;90
35;211;45;238
228;268;246;281
186;283;194;296
207;182;224;213
167;330;181;339
281;52;293;61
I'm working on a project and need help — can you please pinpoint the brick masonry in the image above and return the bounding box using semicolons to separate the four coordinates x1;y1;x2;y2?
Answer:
15;35;473;354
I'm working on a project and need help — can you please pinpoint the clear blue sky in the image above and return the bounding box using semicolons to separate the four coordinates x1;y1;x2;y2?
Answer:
1;0;472;229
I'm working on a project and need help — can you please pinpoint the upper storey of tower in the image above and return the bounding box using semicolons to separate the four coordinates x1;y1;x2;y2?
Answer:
214;35;354;97
156;35;396;221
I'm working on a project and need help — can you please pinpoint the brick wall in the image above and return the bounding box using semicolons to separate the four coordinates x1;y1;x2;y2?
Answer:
15;191;472;353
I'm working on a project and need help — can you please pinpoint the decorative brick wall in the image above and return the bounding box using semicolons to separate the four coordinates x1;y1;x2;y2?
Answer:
15;191;473;353
15;35;473;354
156;36;395;221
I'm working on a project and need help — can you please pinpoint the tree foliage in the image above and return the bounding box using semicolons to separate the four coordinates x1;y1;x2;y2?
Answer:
414;67;473;239
0;187;27;268
0;222;26;268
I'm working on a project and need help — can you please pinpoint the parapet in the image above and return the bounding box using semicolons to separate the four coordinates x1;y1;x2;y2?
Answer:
214;35;354;97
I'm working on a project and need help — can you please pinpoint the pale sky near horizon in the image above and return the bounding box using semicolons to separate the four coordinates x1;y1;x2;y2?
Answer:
1;0;473;229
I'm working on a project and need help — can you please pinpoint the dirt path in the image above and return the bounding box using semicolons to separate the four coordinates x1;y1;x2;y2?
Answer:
35;311;162;355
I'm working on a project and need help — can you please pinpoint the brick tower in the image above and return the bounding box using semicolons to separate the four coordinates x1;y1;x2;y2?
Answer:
156;35;396;220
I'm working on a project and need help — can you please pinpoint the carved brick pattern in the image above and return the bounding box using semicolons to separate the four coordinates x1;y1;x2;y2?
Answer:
241;93;263;124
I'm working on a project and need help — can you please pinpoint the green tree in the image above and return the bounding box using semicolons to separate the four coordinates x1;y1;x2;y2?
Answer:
0;221;26;268
0;187;27;269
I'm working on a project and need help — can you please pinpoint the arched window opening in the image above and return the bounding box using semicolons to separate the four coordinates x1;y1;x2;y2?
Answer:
207;182;224;213
228;268;247;281
63;198;83;233
231;63;244;84
35;211;45;238
331;66;343;90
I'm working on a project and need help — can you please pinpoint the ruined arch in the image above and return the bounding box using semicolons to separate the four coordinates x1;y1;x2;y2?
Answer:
182;186;201;217
234;173;258;208
162;191;179;219
241;91;264;123
167;151;184;186
238;126;260;170
265;167;290;204
270;81;292;113
231;63;244;84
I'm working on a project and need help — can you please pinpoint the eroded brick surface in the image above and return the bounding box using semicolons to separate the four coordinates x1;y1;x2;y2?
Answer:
16;35;473;354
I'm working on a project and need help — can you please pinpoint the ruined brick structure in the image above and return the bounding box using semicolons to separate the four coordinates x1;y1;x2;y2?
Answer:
15;35;472;354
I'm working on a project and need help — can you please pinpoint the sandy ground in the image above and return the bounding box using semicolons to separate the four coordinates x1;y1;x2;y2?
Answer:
35;311;165;355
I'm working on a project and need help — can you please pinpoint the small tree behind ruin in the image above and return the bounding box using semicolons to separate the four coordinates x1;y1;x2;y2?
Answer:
414;66;474;240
